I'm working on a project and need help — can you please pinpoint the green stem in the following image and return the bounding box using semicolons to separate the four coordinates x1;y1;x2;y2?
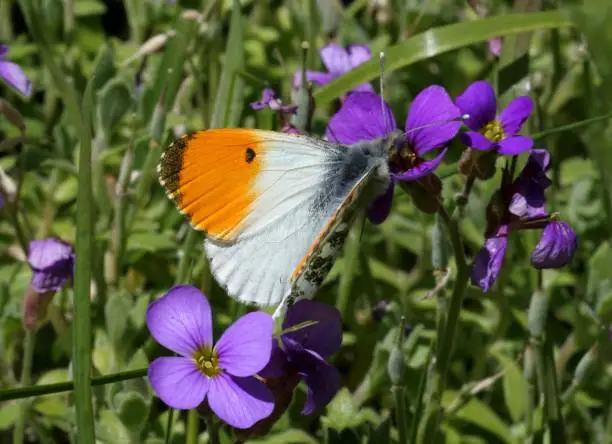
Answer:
13;330;36;444
420;206;470;442
186;410;200;444
531;112;612;141
393;386;408;444
17;1;96;442
164;409;175;444
0;368;147;401
336;213;365;315
205;417;220;444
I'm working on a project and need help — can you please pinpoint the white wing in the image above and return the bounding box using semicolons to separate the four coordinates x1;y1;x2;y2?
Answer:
205;131;386;307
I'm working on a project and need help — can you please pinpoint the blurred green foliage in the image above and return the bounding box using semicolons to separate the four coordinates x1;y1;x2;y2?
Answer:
1;0;612;443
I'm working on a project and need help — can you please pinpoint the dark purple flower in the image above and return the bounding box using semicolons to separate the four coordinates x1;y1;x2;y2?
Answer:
147;285;274;428
27;238;75;293
531;221;577;269
471;149;577;291
0;45;32;97
260;300;342;415
293;43;374;93
456;80;533;155
326;87;461;223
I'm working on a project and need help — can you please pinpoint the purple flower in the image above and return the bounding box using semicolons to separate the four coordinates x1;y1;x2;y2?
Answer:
456;80;533;155
27;239;75;293
326;87;461;222
250;88;298;114
260;300;342;415
0;45;32;97
293;43;374;93
471;149;577;291
147;285;275;429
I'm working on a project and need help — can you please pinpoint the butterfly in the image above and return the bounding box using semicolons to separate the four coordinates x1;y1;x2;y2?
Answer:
157;128;405;316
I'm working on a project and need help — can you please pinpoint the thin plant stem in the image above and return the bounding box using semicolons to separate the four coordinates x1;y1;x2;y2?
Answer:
205;416;220;444
13;329;36;444
186;409;200;444
393;386;408;444
0;368;147;401
17;1;96;441
420;205;470;442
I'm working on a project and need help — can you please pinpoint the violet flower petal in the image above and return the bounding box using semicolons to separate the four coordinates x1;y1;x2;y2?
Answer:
326;92;396;144
497;136;533;155
302;359;341;415
0;45;8;57
207;374;274;429
28;239;75;293
460;131;495;151
498;96;533;136
347;44;372;67
146;285;213;357
405;85;461;155
367;181;394;225
471;235;508;292
293;71;335;89
393;148;447;182
282;300;342;359
320;43;351;74
148;357;209;409
455;80;497;130
531;221;577;269
250;88;276;110
0;60;32;97
258;340;288;379
215;311;274;377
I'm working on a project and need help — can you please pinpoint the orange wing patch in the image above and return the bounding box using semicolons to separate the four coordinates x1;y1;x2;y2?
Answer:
157;129;265;239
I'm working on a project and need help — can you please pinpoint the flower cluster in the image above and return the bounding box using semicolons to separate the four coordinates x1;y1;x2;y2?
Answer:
146;287;343;430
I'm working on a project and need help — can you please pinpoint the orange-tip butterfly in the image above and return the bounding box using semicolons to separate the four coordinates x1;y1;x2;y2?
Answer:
157;127;406;313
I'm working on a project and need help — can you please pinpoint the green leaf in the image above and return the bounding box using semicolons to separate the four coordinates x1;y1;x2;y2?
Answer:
96;409;131;444
246;429;318;444
0;402;19;430
96;78;134;136
443;391;517;444
492;351;527;422
74;0;107;16
211;0;245;128
127;232;176;253
321;387;360;432
105;294;131;349
314;11;573;104
113;391;149;433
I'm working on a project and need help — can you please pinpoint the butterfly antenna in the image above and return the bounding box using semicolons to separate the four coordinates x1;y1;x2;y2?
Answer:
379;51;389;131
404;113;470;135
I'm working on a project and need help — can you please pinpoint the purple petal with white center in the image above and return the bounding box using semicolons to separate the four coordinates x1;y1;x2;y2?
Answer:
320;43;352;74
250;88;276;110
497;136;533;155
258;340;288;379
215;311;274;377
207;374;274;429
455;80;497;130
531;221;577;269
393;148;447;182
282;300;342;359
471;235;508;292
367;181;394;225
0;61;32;97
326;92;396;144
498;96;533;136
146;285;213;357
293;71;336;89
148;357;209;409
347;44;372;67
405;85;461;155
460;131;495;151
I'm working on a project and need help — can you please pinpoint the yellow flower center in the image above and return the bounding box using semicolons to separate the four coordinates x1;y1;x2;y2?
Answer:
482;120;505;142
193;346;222;377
